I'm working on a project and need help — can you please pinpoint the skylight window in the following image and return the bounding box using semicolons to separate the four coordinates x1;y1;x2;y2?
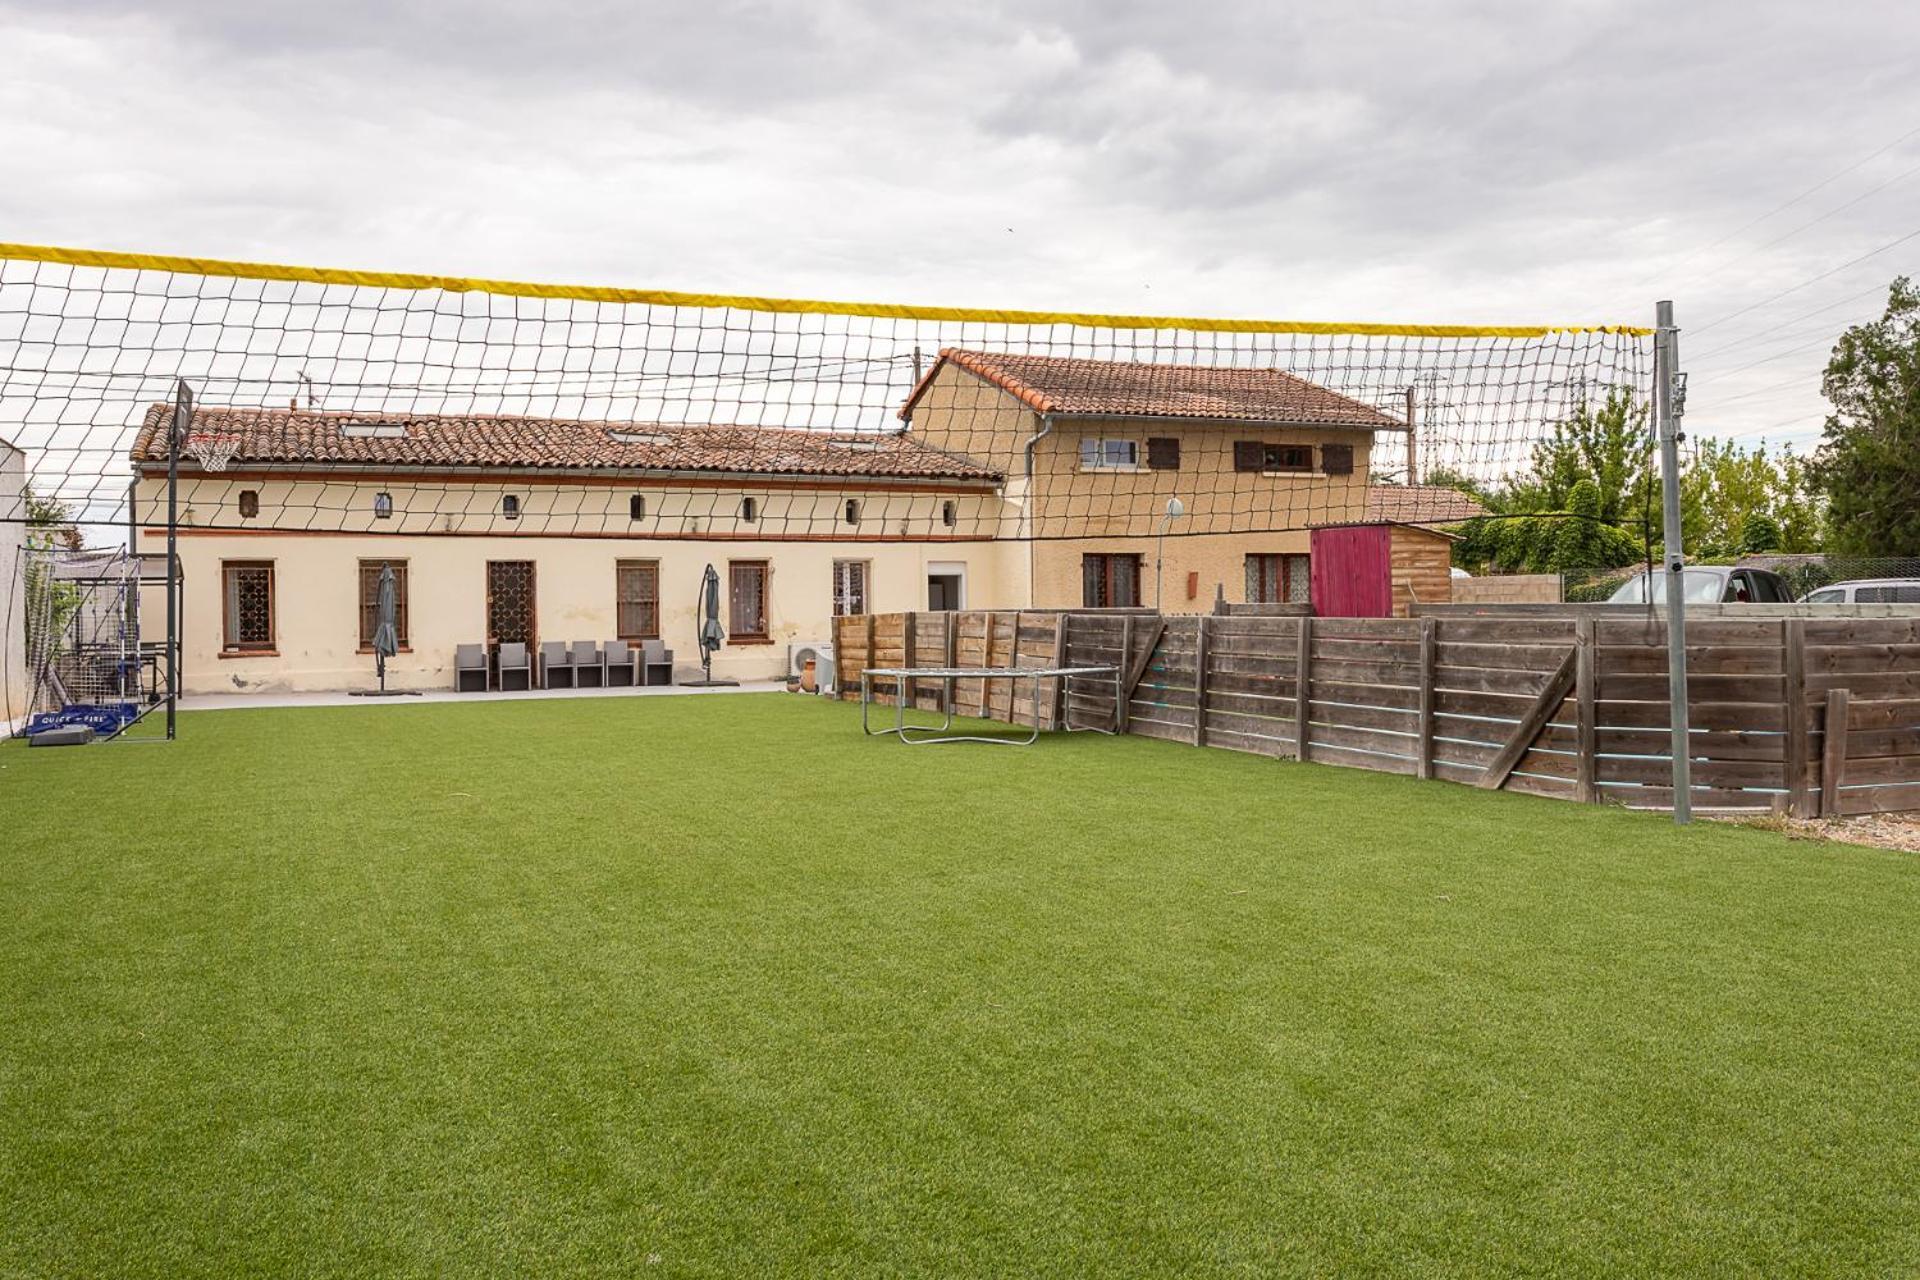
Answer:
609;429;674;446
338;419;407;439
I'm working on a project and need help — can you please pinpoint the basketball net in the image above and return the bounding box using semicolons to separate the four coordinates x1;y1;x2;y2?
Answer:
185;431;241;472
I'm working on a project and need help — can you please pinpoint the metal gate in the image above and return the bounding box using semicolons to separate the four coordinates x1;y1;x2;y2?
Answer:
486;560;536;653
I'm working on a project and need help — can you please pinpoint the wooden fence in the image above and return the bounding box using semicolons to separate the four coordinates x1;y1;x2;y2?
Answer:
833;610;1920;817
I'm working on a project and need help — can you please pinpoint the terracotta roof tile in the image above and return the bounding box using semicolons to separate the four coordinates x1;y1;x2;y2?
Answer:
1364;484;1487;524
901;348;1403;429
131;404;1002;483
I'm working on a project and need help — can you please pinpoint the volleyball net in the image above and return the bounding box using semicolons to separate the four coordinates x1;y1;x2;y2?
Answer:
0;242;1653;544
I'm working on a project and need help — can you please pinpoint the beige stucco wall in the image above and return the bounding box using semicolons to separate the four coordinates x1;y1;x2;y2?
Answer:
905;361;1376;542
1030;419;1371;537
1;440;25;722
144;471;1007;541
132;484;1030;693
1031;529;1314;612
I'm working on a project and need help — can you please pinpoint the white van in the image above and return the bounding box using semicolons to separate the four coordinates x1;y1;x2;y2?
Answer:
1800;579;1920;604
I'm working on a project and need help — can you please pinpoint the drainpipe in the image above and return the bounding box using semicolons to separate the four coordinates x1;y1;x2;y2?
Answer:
1021;413;1054;606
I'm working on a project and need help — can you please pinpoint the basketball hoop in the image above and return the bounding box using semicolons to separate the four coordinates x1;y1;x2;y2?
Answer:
185;430;242;472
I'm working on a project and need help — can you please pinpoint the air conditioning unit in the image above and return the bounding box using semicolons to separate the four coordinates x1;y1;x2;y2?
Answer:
788;639;835;692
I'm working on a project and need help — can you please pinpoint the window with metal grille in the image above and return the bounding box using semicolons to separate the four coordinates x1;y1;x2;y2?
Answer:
238;490;259;519
729;560;769;640
501;494;521;520
221;561;275;652
629;494;646;521
832;560;868;616
373;492;393;519
357;560;409;648
1244;553;1311;604
616;559;660;639
1146;437;1180;470
1078;438;1139;470
1082;553;1142;608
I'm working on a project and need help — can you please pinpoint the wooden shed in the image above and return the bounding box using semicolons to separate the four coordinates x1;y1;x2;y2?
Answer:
1309;521;1455;618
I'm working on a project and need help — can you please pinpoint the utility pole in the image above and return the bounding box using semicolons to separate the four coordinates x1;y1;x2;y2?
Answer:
1404;385;1418;486
166;379;190;741
1655;301;1690;822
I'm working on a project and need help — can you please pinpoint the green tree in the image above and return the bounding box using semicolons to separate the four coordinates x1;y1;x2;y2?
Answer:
1810;276;1920;556
1503;388;1653;526
1676;438;1822;558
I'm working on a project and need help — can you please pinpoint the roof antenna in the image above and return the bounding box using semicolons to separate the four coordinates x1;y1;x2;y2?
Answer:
297;370;317;410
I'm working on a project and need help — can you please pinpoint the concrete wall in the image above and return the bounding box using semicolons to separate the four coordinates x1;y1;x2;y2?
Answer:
135;523;1028;694
1451;574;1561;605
0;440;24;723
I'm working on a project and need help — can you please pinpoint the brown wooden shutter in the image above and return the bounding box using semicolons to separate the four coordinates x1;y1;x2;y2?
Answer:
1146;437;1181;470
1233;441;1263;472
1321;443;1354;475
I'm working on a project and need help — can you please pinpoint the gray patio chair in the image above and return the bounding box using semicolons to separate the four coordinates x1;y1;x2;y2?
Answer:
641;638;675;686
455;643;489;692
539;640;574;689
498;642;533;692
571;640;605;688
604;640;639;687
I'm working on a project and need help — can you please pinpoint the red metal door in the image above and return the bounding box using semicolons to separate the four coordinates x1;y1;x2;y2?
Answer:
1310;525;1393;617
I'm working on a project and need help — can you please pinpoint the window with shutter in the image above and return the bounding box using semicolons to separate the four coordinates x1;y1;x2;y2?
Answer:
1262;444;1313;472
1233;441;1264;472
357;560;409;648
1320;443;1354;475
832;560;868;616
616;560;660;639
1146;437;1180;470
1082;554;1143;608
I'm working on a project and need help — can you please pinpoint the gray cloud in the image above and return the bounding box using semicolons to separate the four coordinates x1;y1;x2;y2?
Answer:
3;0;1919;449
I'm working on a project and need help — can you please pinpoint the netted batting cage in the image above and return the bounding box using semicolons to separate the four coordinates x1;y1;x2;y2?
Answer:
0;241;1655;735
8;546;158;741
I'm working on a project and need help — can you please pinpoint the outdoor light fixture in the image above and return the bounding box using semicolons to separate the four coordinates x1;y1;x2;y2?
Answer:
1156;496;1185;609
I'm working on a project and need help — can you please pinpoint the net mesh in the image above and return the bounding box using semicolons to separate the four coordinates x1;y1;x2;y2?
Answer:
10;545;154;738
0;246;1652;546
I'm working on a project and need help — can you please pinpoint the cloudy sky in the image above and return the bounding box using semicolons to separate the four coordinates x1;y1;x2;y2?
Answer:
3;0;1918;452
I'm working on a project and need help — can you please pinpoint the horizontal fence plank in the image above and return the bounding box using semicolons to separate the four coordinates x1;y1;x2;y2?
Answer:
1838;781;1920;815
837;610;1920;816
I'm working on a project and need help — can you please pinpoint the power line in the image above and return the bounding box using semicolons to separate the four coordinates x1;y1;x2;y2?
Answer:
1682;155;1920;292
1690;224;1920;336
1626;121;1920;299
1686;280;1892;362
1688;330;1840;386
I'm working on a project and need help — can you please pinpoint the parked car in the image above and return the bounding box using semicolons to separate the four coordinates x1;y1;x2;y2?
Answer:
1606;566;1793;604
1799;578;1920;604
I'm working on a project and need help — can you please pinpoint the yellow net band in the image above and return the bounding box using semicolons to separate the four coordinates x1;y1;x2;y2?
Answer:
0;241;1652;338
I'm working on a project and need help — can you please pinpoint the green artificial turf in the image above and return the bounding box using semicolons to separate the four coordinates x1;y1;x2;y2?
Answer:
2;693;1917;1277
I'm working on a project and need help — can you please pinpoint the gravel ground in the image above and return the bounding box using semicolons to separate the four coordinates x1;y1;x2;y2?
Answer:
1727;810;1920;855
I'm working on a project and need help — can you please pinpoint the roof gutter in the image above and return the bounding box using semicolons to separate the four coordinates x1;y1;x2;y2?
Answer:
1041;411;1406;433
129;460;1003;490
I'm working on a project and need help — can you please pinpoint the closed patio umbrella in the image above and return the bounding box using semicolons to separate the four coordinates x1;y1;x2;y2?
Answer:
350;561;419;696
684;563;738;687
